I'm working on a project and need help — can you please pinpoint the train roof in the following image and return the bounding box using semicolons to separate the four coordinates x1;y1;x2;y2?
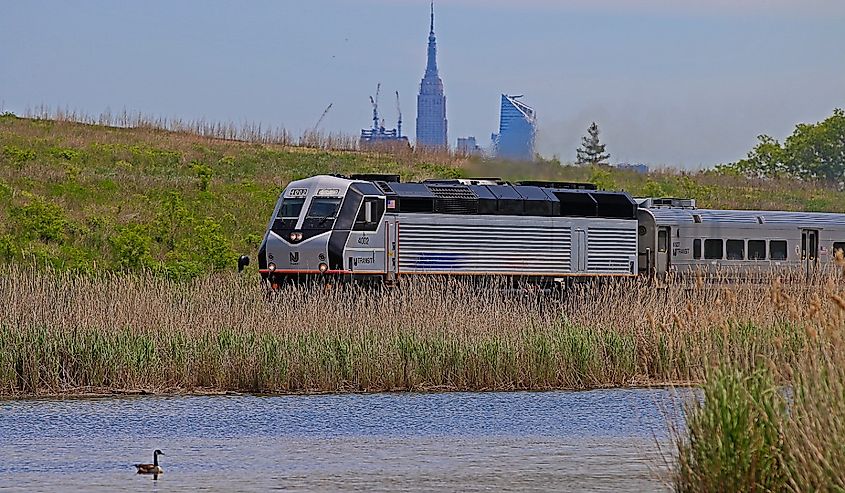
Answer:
335;174;637;219
640;198;845;228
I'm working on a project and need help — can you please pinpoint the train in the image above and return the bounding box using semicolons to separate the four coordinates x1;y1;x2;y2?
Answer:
250;174;845;287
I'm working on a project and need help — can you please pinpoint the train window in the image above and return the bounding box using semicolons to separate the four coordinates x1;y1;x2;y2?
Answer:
657;230;668;253
834;242;845;258
726;240;745;260
353;197;385;232
278;198;305;218
704;239;723;259
748;240;766;260
693;239;701;259
307;198;342;219
770;240;788;261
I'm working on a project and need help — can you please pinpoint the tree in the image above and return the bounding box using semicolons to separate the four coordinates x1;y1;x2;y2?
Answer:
717;109;845;182
576;122;611;166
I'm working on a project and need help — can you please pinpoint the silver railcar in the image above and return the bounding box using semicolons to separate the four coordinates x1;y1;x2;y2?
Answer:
637;198;845;276
258;174;640;286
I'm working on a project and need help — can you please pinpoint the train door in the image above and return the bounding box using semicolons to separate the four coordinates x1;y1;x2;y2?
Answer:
385;216;398;283
572;228;587;273
656;226;671;274
801;229;819;276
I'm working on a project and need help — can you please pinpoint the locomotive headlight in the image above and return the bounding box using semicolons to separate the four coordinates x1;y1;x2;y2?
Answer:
268;262;276;272
318;263;329;274
295;232;303;241
289;232;297;241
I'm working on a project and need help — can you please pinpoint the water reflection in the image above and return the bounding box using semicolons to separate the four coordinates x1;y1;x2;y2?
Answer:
0;389;685;492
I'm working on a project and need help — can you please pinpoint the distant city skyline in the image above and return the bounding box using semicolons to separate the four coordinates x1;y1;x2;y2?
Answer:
2;1;844;168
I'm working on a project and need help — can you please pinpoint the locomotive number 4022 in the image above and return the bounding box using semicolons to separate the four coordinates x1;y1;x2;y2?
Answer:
357;236;370;245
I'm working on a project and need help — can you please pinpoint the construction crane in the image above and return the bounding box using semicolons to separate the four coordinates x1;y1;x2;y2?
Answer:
369;83;381;130
313;103;333;131
395;91;402;138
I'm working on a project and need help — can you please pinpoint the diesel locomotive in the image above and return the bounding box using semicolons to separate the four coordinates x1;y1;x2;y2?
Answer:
255;174;845;286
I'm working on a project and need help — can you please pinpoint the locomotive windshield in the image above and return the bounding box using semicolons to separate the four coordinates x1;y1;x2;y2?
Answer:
303;197;343;229
278;198;305;218
307;198;342;218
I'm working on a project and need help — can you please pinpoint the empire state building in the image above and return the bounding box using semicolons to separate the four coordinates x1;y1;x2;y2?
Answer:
415;2;448;150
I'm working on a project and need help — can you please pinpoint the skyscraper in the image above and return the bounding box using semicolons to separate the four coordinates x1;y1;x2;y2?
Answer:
415;2;448;150
494;94;537;161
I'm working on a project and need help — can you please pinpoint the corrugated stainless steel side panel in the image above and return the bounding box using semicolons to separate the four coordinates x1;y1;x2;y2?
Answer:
647;207;845;228
587;225;637;273
398;221;572;273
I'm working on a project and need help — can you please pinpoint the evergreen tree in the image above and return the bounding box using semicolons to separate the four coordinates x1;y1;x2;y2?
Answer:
576;122;611;166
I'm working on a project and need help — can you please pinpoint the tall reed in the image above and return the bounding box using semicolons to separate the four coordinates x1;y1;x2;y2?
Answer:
0;266;836;396
673;259;845;491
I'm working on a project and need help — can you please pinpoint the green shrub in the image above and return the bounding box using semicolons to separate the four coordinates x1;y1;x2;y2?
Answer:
190;160;214;191
152;192;190;250
48;147;82;161
0;235;16;261
589;166;616;191
10;197;68;244
2;145;36;164
192;218;233;271
109;225;153;270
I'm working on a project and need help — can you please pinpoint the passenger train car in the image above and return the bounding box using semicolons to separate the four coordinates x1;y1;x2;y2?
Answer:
256;174;845;286
637;198;845;277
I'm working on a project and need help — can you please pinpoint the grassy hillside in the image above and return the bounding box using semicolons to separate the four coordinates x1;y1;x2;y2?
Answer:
1;113;843;277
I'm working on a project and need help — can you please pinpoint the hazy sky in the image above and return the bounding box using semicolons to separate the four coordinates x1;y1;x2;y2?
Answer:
2;0;844;168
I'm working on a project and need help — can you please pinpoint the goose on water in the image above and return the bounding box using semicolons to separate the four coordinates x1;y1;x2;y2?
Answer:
134;449;165;475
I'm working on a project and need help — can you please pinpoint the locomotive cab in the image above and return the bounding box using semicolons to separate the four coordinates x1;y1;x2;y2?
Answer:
258;175;388;284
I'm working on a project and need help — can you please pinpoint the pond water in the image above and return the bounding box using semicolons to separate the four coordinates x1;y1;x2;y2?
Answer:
0;389;685;492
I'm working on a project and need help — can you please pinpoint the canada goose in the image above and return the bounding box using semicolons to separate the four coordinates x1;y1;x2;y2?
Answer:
134;449;165;475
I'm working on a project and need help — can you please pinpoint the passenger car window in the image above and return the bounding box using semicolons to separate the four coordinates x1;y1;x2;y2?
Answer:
704;239;723;259
693;239;701;259
748;240;766;260
770;240;787;261
657;230;668;253
834;242;845;258
726;240;745;260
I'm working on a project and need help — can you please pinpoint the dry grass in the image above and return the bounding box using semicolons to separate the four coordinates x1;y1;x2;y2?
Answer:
1;266;841;397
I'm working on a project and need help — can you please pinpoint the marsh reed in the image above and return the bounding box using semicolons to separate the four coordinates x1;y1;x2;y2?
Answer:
672;260;845;491
1;266;840;397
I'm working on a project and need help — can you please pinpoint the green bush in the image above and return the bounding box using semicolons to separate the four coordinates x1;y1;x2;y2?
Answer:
10;197;69;244
190;160;214;191
109;225;153;270
152;192;190;250
192;218;233;271
0;235;16;261
2;145;36;163
48;146;82;161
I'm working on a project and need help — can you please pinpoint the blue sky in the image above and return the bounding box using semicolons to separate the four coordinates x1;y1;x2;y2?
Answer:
2;0;844;168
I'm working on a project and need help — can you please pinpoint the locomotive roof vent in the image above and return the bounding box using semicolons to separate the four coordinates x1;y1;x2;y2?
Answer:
651;197;696;209
516;180;597;190
350;173;401;183
426;184;477;200
424;178;502;186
